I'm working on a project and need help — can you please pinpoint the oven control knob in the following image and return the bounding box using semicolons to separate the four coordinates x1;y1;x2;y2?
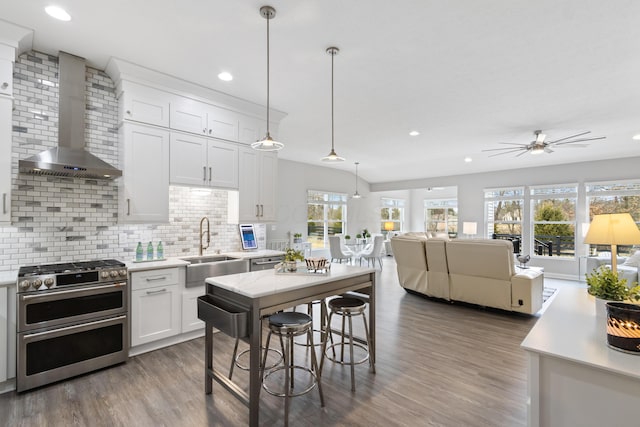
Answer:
44;278;54;288
119;269;127;277
110;270;118;278
101;271;110;279
19;280;31;291
32;279;43;289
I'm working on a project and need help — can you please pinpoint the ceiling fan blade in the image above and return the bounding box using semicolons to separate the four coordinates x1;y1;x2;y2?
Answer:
482;146;526;152
498;142;529;146
488;148;526;157
546;131;591;144
515;149;529;157
555;143;589;148
544;147;554;153
552;136;606;146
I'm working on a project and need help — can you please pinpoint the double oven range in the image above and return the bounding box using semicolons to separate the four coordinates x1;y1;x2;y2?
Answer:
16;259;129;392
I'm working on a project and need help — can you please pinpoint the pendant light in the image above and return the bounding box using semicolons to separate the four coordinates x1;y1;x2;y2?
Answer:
352;162;362;199
322;47;345;162
252;6;284;151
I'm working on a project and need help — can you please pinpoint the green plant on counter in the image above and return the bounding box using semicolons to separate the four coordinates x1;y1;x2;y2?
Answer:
345;235;351;240
586;265;640;301
284;248;305;262
356;233;362;239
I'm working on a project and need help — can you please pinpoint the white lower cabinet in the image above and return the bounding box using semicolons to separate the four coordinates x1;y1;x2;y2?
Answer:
130;268;181;347
181;287;205;333
0;286;7;383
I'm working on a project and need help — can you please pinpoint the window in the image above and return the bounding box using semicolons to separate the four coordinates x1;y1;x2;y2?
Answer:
531;184;577;258
485;187;524;240
586;181;640;256
424;199;458;237
307;190;347;249
380;198;405;235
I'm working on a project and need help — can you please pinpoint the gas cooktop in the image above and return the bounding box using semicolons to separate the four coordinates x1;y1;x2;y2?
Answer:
18;259;126;277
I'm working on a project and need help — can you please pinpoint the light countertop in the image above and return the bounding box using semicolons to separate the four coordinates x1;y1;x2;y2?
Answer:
221;250;285;260
205;263;374;298
0;271;17;286
126;257;189;272
521;286;640;380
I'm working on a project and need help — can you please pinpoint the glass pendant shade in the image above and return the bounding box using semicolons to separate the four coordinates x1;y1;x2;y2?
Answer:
321;46;344;162
254;6;283;152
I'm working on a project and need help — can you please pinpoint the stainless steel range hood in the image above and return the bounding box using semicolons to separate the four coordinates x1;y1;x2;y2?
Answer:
19;52;122;180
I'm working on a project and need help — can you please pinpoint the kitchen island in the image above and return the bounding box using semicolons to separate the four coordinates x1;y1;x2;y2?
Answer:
202;263;376;427
521;287;640;426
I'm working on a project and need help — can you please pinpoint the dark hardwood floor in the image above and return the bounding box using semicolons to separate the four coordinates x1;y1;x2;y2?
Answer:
0;258;552;426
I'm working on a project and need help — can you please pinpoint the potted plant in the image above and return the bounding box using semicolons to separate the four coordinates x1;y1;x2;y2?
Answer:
356;233;362;244
586;266;640;317
283;248;304;272
345;235;351;241
293;232;302;243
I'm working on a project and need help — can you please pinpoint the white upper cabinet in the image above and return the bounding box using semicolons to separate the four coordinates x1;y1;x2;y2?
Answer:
170;97;239;141
120;82;170;127
0;58;12;97
238;147;277;222
0;95;12;225
170;133;238;189
119;123;170;223
238;115;263;144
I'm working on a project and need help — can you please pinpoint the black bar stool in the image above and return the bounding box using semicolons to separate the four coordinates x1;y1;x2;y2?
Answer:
320;296;374;392
261;311;325;426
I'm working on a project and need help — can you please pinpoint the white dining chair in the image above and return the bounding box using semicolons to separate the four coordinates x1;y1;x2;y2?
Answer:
329;235;353;264
358;235;384;269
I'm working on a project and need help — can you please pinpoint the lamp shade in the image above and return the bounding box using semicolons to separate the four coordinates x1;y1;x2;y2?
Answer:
384;222;394;231
463;222;477;235
584;213;640;245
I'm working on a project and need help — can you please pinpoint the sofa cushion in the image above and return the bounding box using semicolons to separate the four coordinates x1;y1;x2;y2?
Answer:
623;250;640;267
445;239;515;281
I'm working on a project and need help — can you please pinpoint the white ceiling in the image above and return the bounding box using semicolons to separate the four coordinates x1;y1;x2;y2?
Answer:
3;0;640;184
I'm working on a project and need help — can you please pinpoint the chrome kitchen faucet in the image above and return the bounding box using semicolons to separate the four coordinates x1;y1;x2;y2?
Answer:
199;216;210;256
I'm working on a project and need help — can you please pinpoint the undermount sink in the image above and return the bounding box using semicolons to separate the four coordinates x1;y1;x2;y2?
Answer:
180;255;237;264
181;255;250;288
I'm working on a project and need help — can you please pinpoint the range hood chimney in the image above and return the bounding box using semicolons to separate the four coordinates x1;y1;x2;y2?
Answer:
19;52;122;180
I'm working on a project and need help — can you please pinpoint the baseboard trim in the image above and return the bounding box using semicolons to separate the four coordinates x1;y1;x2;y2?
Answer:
129;329;205;357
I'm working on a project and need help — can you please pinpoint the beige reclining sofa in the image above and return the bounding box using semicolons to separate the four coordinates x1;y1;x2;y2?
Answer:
390;234;544;314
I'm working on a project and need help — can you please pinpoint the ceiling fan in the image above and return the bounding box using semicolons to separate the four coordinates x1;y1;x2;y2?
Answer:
483;130;606;157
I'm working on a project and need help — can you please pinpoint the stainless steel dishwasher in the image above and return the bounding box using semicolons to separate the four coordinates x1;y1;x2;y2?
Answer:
250;256;284;271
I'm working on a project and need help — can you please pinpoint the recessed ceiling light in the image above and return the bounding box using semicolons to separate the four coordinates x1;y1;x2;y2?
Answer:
218;72;233;82
45;6;71;21
633;134;640;141
464;156;472;163
409;131;420;136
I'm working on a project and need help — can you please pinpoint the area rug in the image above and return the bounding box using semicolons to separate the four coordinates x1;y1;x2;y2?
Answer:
543;286;557;303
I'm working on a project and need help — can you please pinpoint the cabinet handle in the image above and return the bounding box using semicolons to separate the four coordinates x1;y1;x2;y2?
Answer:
209;129;212;135
1;82;7;90
2;193;6;214
203;128;207;134
126;110;131;115
255;204;259;217
260;204;264;217
209;167;212;182
127;198;130;216
146;288;167;295
146;276;167;282
203;166;207;181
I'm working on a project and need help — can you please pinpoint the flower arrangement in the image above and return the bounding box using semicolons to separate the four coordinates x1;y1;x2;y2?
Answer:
284;248;305;262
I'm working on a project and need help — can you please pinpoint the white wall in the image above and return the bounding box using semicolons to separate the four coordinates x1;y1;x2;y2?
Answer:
371;156;640;280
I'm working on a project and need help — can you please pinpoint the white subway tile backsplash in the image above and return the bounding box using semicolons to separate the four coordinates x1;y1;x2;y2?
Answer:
0;51;242;272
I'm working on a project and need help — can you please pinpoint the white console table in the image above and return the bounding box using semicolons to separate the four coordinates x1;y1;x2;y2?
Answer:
521;287;640;427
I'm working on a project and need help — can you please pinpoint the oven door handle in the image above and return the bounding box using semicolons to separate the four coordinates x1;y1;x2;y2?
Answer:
21;282;127;300
22;315;127;339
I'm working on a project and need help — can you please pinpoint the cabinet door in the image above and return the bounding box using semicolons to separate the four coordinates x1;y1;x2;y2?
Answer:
207;105;239;141
0;287;7;383
181;288;205;333
0;97;11;224
121;83;170;127
207;139;238;189
238;147;260;222
0;59;12;97
170;133;208;186
170;97;208;135
238;115;261;144
120;124;170;223
131;285;181;346
259;152;278;221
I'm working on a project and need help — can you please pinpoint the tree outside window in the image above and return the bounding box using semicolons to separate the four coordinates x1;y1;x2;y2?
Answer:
424;199;458;237
485;188;524;239
307;190;347;249
531;184;577;258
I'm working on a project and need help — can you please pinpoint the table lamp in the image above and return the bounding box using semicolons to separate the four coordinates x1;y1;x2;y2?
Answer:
463;222;477;239
384;221;394;239
584;213;640;273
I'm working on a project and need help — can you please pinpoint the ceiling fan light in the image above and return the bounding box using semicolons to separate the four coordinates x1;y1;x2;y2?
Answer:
251;134;284;151
322;149;345;162
530;145;545;155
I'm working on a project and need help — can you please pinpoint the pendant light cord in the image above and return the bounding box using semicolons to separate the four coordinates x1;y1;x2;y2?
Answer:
266;14;270;135
331;50;334;151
